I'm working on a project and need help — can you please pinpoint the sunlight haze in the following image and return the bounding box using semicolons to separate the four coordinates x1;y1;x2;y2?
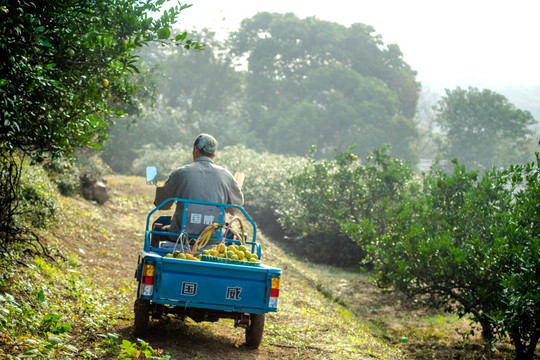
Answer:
177;0;540;91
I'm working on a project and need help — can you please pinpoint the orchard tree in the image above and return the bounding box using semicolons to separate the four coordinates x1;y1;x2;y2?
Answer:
1;0;199;161
230;12;420;160
343;152;540;359
0;0;199;249
280;146;414;266
434;87;535;170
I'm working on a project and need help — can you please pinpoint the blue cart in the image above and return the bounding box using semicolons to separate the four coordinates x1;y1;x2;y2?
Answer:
133;194;282;348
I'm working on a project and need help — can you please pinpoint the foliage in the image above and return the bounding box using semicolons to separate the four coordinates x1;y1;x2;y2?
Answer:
489;152;540;359
44;147;113;196
282;146;414;266
1;152;57;253
344;150;540;359
101;30;259;174
0;0;200;251
102;13;426;175
218;145;306;231
131;144;192;179
17;158;57;229
118;339;171;359
434;87;535;171
1;152;24;251
0;0;199;162
0;255;130;359
230;12;420;160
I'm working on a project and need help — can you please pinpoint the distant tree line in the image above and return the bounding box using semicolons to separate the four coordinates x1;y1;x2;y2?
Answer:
102;12;423;172
102;12;537;176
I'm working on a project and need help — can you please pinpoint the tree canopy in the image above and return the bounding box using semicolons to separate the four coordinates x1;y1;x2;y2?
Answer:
434;87;535;170
0;0;198;163
0;0;198;249
229;12;420;159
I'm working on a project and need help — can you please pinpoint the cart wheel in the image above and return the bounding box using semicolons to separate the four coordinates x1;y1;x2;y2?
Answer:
134;299;150;337
245;313;265;348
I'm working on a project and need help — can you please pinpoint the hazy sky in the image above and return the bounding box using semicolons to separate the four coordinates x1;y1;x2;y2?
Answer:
176;0;540;92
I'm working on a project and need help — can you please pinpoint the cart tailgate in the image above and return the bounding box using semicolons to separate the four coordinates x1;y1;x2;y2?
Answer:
154;257;281;313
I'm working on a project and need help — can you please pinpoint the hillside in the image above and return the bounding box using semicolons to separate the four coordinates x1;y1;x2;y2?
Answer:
2;174;523;359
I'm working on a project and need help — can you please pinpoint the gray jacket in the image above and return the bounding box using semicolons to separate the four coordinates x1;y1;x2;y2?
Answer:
154;156;244;234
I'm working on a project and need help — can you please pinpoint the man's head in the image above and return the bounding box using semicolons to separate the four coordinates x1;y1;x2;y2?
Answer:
193;133;218;158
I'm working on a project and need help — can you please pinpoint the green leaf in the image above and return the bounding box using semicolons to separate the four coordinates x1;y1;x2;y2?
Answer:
35;26;45;33
48;335;61;345
38;37;52;48
57;322;71;333
19;348;40;357
36;290;45;303
175;32;187;41
157;27;170;39
65;344;78;353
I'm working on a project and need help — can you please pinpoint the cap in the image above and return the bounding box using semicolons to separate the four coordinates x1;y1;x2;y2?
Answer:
194;133;218;155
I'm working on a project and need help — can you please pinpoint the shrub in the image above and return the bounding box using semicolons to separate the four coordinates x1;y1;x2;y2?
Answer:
0;255;127;359
44;148;113;197
283;146;414;267
345;151;540;359
131;144;306;237
17;159;58;229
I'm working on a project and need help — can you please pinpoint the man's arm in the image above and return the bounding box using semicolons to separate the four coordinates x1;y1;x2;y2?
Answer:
225;176;244;214
154;177;175;210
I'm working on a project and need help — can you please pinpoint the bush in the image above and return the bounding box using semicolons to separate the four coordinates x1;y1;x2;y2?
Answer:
16;159;58;229
346;152;540;359
0;255;130;359
490;156;540;359
44;148;113;196
218;145;306;235
283;146;414;267
131;144;192;180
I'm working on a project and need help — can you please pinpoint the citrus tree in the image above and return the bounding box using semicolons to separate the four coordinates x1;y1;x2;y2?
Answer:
0;0;199;249
1;0;199;161
344;150;540;359
281;146;414;266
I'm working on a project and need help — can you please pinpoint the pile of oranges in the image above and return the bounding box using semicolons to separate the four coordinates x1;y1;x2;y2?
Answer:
164;243;260;264
203;243;259;263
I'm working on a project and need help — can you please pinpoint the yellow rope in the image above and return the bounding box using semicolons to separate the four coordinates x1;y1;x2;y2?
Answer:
191;223;246;253
192;223;221;253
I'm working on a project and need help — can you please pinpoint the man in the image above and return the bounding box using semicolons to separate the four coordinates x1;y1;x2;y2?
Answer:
154;133;244;237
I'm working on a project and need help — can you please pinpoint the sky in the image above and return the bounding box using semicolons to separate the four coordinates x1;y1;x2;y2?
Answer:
175;0;540;93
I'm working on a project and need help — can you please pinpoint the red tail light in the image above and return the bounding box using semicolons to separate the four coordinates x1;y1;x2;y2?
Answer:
269;277;280;308
141;264;155;296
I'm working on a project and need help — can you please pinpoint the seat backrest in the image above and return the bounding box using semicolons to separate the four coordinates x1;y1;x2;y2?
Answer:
183;203;223;235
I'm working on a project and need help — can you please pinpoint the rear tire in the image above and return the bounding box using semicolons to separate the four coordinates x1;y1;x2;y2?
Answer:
245;313;265;348
134;299;150;337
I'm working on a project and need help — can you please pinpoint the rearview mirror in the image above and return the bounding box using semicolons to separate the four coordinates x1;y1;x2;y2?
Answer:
145;166;158;185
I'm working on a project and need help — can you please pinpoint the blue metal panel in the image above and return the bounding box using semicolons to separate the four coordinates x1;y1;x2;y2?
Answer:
152;257;279;312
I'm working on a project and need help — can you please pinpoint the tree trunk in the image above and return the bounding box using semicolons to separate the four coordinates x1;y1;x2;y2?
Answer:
512;331;540;360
